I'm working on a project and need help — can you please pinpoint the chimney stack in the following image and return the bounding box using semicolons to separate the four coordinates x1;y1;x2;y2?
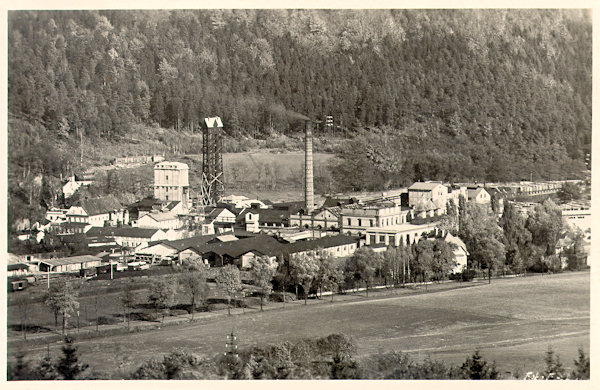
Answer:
305;121;314;214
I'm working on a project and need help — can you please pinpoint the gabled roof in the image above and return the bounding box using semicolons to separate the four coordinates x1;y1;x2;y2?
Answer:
165;201;181;211
201;235;282;258
207;207;235;219
408;182;444;191
87;226;162;239
140;211;177;222
203;116;223;128
239;208;289;224
283;235;359;254
79;196;122;216
128;197;163;212
153;234;221;252
467;187;488;197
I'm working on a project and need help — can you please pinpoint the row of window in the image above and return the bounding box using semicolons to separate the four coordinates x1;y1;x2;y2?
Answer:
345;216;405;227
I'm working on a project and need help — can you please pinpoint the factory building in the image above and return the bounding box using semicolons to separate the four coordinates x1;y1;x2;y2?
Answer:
154;161;190;207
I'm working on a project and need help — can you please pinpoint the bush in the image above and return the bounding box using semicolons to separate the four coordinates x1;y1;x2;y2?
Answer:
450;269;477;282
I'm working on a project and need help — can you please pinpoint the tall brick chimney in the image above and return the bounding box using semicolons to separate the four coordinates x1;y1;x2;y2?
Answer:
305;121;314;214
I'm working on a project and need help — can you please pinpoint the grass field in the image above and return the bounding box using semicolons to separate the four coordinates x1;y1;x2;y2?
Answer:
8;272;589;378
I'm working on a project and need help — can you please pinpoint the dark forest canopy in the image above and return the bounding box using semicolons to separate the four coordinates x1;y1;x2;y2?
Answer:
7;9;591;227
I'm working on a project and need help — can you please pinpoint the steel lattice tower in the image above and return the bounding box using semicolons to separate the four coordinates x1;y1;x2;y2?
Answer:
201;116;224;206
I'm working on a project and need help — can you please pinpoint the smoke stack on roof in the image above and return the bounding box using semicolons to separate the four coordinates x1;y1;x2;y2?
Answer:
305;121;314;214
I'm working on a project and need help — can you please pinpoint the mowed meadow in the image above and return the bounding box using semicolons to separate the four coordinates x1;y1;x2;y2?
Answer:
10;272;589;377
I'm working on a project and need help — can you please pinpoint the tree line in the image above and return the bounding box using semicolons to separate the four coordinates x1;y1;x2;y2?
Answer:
7;9;591;233
8;333;590;380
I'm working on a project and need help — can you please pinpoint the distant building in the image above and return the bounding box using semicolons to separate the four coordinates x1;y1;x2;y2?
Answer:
62;175;93;199
290;207;342;230
341;202;411;235
284;235;360;259
365;223;438;247
38;255;103;273
154;161;190;206
136;211;182;230
65;196;127;227
467;187;491;204
408;181;448;210
442;233;469;273
562;201;591;234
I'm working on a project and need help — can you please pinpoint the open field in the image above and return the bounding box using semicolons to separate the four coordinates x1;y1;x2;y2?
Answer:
8;271;589;378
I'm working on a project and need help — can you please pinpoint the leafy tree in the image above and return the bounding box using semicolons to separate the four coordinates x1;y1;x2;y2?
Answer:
525;199;563;257
316;253;345;301
344;247;382;296
500;201;531;274
56;336;89;380
290;252;320;304
178;268;210;319
248;256;278;311
557;182;581;203
43;279;80;334
458;350;499;379
216;264;242;315
148;277;178;323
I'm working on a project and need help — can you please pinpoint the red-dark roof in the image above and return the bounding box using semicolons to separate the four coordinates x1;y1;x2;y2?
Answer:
79;196;122;216
200;235;283;258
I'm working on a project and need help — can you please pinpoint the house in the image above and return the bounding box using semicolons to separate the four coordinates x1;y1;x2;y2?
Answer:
467;187;491;204
128;197;164;222
7;263;31;277
66;196;127;227
340;202;411;235
221;195;268;209
51;222;93;235
135;211;182;230
199;235;283;268
45;208;69;223
365;223;439;247
283;235;360;259
447;186;468;205
408;182;448;210
289;207;342;230
39;255;103;273
62;175;92;199
135;242;180;264
86;226;168;249
240;207;290;233
443;233;469;273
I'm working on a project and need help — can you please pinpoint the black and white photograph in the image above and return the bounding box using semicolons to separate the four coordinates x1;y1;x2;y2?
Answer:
3;3;595;383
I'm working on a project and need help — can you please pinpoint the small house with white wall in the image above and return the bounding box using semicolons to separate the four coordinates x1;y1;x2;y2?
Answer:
467;187;491;204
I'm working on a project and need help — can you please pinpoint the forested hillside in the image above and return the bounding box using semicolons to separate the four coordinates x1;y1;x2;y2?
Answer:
7;9;591;228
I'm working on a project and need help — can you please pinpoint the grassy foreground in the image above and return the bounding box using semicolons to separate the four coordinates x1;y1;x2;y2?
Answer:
8;271;589;378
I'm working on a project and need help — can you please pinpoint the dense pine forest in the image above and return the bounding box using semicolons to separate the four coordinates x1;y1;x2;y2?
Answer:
7;9;591;230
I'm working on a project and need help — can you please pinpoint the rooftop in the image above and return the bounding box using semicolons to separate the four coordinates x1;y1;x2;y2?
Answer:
40;255;102;267
283;235;359;254
408;182;444;191
77;196;122;216
87;226;162;239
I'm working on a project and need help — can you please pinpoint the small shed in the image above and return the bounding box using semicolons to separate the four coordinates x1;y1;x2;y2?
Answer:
39;255;103;273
